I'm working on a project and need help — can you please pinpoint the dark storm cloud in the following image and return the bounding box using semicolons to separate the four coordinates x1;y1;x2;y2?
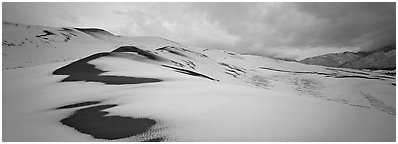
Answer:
189;2;395;58
295;2;395;51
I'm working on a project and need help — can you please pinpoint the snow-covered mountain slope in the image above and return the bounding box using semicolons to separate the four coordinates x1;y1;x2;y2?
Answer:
299;51;362;67
3;22;396;142
2;21;184;70
341;50;396;69
299;45;396;70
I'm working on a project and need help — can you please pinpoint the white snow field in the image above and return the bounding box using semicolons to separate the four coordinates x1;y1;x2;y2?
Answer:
2;22;396;142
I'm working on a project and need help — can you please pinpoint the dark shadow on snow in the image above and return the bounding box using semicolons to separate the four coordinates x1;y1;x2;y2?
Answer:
36;30;56;37
162;65;218;81
333;75;381;80
57;101;101;109
142;137;164;142
259;67;330;76
156;46;188;57
324;68;371;76
60;104;157;140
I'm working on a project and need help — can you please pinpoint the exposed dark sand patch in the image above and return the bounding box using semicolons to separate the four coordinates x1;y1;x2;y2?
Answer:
142;137;163;142
168;50;187;57
325;68;371;76
373;75;396;79
259;67;330;76
36;30;56;37
57;101;101;109
53;52;162;85
170;60;185;68
333;75;381;80
220;63;246;74
220;63;247;79
181;60;196;69
60;104;157;140
226;69;240;76
156;46;188;57
326;68;396;80
112;46;166;61
225;72;238;78
162;65;218;81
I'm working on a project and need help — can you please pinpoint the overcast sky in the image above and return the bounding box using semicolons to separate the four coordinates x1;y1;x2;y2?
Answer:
3;2;396;60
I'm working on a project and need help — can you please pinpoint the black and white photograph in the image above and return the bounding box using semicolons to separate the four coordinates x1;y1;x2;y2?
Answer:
2;1;396;142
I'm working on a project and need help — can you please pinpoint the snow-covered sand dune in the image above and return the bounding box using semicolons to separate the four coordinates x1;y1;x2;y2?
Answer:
2;21;184;70
3;22;396;142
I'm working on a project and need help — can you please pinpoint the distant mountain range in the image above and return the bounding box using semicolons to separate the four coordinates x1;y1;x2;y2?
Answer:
299;45;396;70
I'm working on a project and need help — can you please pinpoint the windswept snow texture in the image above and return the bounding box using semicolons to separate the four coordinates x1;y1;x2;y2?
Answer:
3;22;396;142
